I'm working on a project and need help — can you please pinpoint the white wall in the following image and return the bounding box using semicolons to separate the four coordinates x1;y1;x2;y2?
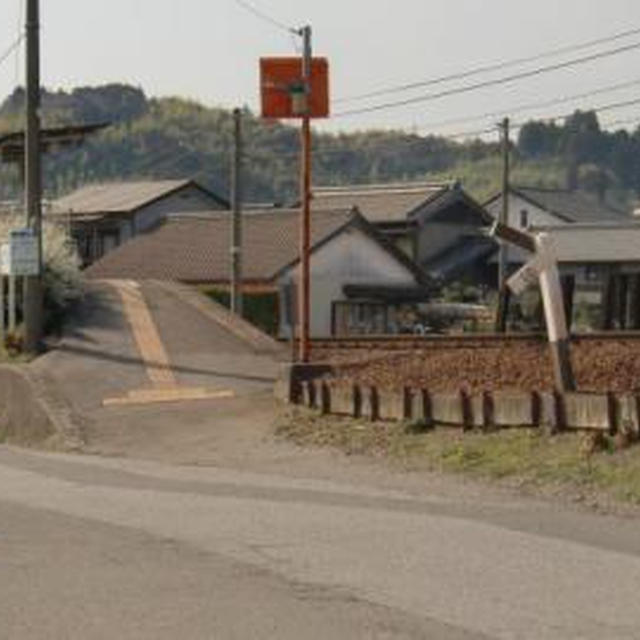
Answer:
277;226;418;338
485;194;564;229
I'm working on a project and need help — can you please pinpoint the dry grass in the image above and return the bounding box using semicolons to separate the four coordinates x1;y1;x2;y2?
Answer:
276;407;640;508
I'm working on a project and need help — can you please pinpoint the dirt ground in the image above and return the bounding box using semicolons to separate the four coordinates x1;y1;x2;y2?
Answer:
319;339;640;394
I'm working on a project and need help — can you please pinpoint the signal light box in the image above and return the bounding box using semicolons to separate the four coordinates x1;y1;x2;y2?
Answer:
260;57;329;119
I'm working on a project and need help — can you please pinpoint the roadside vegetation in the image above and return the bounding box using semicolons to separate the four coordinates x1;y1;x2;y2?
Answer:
0;214;82;356
277;407;640;509
0;85;637;210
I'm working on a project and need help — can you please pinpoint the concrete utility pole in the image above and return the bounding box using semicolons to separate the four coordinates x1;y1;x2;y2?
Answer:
23;0;43;352
298;25;312;363
230;107;243;317
495;117;510;333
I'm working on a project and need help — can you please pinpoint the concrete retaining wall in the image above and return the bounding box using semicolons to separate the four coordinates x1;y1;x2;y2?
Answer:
278;366;637;434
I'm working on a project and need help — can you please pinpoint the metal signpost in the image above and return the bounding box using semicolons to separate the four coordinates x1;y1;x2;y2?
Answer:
260;33;329;363
0;228;39;340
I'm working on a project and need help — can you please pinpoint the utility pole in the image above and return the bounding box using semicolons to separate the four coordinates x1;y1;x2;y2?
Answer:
495;117;510;333
298;24;312;363
23;0;43;352
230;107;243;317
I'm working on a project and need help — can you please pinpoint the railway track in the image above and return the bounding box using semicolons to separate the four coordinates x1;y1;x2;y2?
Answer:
308;331;640;352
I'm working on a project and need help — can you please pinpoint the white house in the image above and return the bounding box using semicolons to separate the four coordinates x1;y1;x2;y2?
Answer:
484;185;630;230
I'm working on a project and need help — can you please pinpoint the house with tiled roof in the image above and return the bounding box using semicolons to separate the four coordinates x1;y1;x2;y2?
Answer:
311;181;494;286
484;185;631;229
87;207;433;338
49;179;228;265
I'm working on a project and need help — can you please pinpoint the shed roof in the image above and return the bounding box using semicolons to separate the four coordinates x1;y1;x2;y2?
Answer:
87;208;356;283
485;186;630;224
311;182;451;223
50;179;228;216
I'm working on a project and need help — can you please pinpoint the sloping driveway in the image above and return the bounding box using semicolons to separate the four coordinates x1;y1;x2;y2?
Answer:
32;279;286;461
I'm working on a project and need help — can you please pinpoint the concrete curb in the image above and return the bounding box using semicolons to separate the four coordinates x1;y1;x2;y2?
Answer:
277;365;636;433
0;364;85;451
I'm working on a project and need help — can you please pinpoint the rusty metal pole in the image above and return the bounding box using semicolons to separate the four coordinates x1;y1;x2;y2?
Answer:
298;25;312;363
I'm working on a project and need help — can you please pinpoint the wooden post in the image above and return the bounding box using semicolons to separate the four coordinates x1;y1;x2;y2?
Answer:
0;276;4;345
230;107;244;317
618;274;629;329
495;117;510;333
602;272;616;330
629;273;640;329
561;274;575;333
8;276;16;333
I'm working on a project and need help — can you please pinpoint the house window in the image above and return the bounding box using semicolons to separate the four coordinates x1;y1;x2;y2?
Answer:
519;209;529;228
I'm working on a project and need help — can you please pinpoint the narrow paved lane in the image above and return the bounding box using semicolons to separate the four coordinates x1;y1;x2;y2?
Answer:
1;446;640;639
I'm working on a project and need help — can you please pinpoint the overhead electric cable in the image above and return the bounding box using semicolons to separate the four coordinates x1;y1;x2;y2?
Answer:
335;24;640;105
254;95;640;162
418;77;640;131
334;40;640;118
14;0;25;84
231;0;300;36
0;33;24;69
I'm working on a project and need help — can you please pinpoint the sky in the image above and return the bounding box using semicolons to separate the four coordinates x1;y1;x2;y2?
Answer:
1;0;640;139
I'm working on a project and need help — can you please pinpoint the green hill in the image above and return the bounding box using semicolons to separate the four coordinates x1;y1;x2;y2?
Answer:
0;84;637;210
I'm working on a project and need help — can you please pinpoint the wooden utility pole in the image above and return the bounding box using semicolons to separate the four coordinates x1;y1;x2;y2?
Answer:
495;117;510;333
298;25;312;363
230;107;243;317
23;0;43;352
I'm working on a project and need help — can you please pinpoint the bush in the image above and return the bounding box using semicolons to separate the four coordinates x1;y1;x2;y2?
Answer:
0;214;83;333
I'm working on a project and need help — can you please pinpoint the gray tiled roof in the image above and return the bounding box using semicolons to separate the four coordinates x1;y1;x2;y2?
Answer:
86;208;356;283
511;187;629;223
50;179;225;216
311;182;450;223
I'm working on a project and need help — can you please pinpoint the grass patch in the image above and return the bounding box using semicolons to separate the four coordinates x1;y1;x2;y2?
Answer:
276;408;640;506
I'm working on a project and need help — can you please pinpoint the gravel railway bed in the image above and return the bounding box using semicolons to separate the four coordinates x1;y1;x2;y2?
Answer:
311;337;640;394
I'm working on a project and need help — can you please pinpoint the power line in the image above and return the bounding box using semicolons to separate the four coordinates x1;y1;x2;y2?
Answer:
0;33;24;70
417;76;640;132
255;96;640;162
334;40;640;118
14;0;25;85
230;0;300;36
335;24;640;105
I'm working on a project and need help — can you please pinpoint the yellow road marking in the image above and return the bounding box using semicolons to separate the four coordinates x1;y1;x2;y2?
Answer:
104;280;235;407
112;280;176;387
103;388;235;407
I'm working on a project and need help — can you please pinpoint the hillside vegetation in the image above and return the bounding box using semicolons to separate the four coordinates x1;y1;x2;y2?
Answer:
0;84;638;209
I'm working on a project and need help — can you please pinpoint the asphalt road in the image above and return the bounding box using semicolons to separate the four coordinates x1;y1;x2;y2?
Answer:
2;446;640;640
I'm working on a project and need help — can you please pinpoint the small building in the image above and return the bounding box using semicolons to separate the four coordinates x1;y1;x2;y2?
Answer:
49;179;229;265
527;223;640;330
86;207;432;338
484;185;631;230
311;181;492;282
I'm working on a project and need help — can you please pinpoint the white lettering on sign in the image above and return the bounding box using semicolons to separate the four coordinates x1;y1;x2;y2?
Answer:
0;229;39;276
